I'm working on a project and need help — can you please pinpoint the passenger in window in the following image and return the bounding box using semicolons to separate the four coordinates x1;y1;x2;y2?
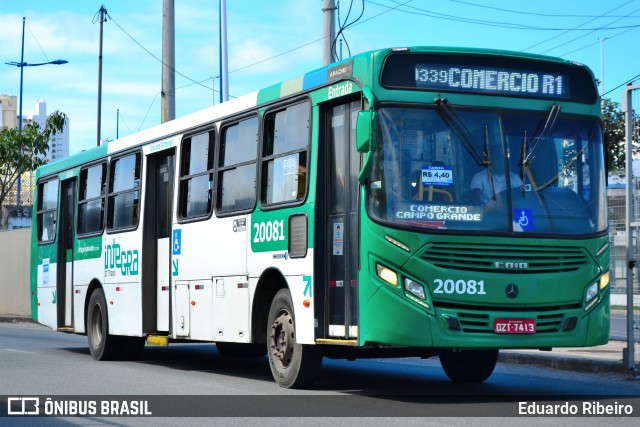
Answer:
470;155;522;205
297;163;307;198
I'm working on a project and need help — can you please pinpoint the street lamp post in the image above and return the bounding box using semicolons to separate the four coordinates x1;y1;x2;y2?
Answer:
5;17;68;208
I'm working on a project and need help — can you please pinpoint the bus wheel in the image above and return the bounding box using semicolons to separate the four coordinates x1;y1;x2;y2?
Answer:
439;349;498;383
216;342;266;358
267;289;321;388
87;288;121;361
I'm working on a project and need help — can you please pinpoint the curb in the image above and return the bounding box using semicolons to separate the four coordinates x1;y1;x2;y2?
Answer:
499;351;629;374
0;316;34;324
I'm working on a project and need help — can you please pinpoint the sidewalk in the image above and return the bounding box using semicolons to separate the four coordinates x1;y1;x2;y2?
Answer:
2;315;638;375
500;340;636;375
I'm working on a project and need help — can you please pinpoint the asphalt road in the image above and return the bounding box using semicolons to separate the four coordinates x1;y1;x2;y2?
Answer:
610;314;640;340
0;323;639;426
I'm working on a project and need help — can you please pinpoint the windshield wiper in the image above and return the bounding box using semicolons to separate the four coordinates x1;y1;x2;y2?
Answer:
484;125;497;201
434;98;486;167
522;105;562;169
520;130;527;196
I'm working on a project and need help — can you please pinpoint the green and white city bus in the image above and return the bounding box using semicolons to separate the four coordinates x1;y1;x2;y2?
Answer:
31;46;609;388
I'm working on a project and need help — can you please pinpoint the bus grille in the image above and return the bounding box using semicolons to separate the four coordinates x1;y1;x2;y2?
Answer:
420;242;589;274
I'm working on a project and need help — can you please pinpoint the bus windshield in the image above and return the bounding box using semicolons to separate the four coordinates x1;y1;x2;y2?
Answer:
367;106;606;235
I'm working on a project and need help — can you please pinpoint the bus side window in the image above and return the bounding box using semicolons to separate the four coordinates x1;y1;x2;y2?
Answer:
37;178;59;243
217;116;258;213
261;100;310;205
179;131;215;220
107;152;141;230
78;163;106;236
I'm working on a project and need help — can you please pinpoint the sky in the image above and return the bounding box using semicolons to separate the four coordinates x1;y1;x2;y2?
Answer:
0;0;639;155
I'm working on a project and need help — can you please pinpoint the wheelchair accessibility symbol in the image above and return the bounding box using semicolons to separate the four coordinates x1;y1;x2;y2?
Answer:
513;209;533;231
173;229;181;255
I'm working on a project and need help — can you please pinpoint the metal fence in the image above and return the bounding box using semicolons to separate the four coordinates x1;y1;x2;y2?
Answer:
608;185;640;369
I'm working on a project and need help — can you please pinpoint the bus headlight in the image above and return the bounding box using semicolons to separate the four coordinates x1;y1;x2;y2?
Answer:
404;279;426;300
376;264;398;286
585;282;598;304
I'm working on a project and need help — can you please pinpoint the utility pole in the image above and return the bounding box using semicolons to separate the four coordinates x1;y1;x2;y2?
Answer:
322;0;336;66
17;17;25;207
219;0;229;103
162;0;175;123
599;37;607;102
96;5;106;146
623;83;640;371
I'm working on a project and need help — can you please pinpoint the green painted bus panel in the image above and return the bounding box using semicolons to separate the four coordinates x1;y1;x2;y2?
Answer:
423;291;609;348
75;236;103;261
250;202;315;253
257;83;285;105
36;144;108;180
360;285;434;347
358;212;610;347
30;242;58;321
359;269;609;348
31;145;107;321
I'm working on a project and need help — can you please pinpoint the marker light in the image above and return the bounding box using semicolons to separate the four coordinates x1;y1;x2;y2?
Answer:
384;234;410;252
376;264;398;286
404;279;426;300
599;271;610;290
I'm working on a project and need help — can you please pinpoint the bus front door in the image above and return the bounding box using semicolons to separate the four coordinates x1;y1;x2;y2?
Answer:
57;178;76;330
142;150;175;334
320;100;361;339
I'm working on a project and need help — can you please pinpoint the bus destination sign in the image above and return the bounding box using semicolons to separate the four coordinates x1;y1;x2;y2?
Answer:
415;64;569;99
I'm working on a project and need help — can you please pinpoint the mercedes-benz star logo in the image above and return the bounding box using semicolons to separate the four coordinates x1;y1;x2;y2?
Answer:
505;283;519;299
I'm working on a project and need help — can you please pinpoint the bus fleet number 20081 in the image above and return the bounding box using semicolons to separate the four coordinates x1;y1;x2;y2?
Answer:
433;279;487;295
253;220;286;243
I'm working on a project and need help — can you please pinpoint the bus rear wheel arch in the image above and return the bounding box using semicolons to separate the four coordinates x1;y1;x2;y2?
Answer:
439;348;498;383
267;288;322;388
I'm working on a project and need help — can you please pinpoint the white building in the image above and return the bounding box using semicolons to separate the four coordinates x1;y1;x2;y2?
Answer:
0;94;18;129
26;100;70;162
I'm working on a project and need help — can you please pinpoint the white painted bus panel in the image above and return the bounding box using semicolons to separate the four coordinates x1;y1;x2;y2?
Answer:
157;237;170;331
174;282;190;337
212;276;250;343
189;280;213;341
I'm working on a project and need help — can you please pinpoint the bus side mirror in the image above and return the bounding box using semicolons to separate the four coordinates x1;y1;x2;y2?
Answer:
356;110;378;184
356;110;378;153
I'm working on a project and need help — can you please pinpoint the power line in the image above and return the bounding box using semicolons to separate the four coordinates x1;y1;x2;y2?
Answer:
558;25;639;57
538;5;640;54
231;0;411;75
104;10;215;95
603;73;640;98
333;0;366;62
523;1;633;52
25;21;50;62
138;77;216;131
366;0;640;31
447;0;640;19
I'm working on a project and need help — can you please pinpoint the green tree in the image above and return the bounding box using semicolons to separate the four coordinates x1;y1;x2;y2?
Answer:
601;98;626;172
0;110;67;228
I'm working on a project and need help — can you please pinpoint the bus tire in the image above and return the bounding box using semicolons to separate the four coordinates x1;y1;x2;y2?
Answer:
267;289;322;388
86;288;121;361
216;342;266;358
439;349;498;383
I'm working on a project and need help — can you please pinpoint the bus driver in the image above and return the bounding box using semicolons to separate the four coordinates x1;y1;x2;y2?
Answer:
470;154;522;205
